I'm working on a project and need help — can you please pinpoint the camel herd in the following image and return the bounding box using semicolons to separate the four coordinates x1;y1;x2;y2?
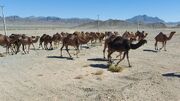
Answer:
0;30;176;66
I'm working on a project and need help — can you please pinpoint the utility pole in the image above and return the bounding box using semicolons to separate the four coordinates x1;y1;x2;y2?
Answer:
0;5;7;36
97;14;99;32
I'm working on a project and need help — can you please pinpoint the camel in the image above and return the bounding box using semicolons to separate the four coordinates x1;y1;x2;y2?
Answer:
39;34;47;49
103;34;117;59
9;34;23;54
44;35;53;50
0;34;12;54
31;36;40;49
60;34;80;58
107;36;147;67
19;34;33;54
155;31;176;51
135;31;148;41
39;34;53;50
52;33;61;49
122;31;137;42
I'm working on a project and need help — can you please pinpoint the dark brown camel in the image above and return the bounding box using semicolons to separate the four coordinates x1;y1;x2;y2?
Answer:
107;37;147;67
39;34;47;49
44;35;53;50
155;31;176;51
60;34;80;58
9;34;23;54
103;34;117;59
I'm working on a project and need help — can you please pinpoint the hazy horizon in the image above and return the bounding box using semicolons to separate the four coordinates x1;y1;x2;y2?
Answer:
0;0;180;22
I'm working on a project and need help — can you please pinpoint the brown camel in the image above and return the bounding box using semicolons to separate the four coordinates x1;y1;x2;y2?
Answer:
19;34;34;54
122;31;137;42
107;37;147;67
52;33;61;48
155;31;176;51
31;36;40;49
60;34;80;58
0;34;12;54
135;31;148;41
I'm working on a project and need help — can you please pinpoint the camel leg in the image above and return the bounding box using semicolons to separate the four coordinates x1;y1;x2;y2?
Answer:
50;42;53;50
103;43;107;59
159;42;164;51
155;41;158;50
32;43;35;50
27;44;30;54
116;52;122;59
164;41;167;51
22;45;26;54
115;52;126;66
65;45;72;58
76;45;80;58
107;50;114;63
60;44;64;57
126;51;131;67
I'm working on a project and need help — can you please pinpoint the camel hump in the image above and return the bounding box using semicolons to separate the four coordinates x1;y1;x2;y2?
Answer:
112;36;124;44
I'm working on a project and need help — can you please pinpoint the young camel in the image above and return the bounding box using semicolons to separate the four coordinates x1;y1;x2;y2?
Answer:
107;37;147;67
155;31;176;51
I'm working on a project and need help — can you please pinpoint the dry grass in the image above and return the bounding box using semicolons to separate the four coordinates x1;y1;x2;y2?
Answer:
82;64;89;68
108;64;123;72
91;70;104;75
74;75;83;79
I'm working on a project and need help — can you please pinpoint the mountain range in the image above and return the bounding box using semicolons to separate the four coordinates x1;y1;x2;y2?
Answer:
0;15;179;29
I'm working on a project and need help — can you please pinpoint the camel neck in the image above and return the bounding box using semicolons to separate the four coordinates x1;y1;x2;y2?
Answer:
130;40;145;49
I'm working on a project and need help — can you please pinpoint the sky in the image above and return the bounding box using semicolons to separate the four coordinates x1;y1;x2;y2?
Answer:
0;0;180;22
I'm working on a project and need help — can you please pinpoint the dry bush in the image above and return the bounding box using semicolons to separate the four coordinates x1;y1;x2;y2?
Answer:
108;64;123;72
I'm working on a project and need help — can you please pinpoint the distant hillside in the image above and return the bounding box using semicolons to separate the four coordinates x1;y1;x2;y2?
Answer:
0;16;95;27
75;19;166;29
126;15;165;24
75;19;136;29
176;24;180;27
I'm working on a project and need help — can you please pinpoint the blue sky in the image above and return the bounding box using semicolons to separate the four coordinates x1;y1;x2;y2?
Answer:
0;0;180;22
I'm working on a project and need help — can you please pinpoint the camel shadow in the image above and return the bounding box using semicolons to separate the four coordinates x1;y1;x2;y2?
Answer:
143;49;158;53
87;58;108;62
162;72;180;78
89;64;108;69
47;56;74;60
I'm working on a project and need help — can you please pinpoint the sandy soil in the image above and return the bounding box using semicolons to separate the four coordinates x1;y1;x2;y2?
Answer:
0;28;180;101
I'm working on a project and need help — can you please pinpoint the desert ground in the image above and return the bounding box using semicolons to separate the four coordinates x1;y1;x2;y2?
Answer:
0;28;180;101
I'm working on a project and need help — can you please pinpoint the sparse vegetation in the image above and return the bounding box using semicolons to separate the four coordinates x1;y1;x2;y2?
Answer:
74;75;83;79
108;64;123;72
92;70;104;75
